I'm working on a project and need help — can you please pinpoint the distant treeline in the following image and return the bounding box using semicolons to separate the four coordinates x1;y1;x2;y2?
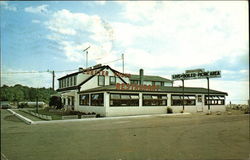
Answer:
0;84;57;104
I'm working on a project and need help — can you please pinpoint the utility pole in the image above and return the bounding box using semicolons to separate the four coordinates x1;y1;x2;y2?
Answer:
207;77;210;114
83;46;90;68
122;53;124;73
52;70;55;90
182;79;184;112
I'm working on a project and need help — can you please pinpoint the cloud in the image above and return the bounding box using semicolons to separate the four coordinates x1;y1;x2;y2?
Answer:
24;5;48;14
45;9;116;64
114;1;248;69
0;1;17;11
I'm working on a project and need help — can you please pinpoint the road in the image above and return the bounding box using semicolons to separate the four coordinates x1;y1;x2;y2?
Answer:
1;110;249;160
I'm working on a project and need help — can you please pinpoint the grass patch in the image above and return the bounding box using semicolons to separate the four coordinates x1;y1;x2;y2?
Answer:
30;109;63;120
15;110;42;121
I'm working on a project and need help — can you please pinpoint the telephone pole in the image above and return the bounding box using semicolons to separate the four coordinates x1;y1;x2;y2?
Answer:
52;70;55;90
122;53;124;73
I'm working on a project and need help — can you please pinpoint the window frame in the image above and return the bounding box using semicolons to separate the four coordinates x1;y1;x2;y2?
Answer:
110;93;139;107
98;75;105;86
79;94;90;106
171;94;196;106
142;94;168;106
109;76;116;85
205;95;225;105
91;93;104;106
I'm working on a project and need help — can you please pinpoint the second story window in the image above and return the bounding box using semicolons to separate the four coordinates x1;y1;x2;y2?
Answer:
98;75;105;86
154;81;161;86
110;76;116;85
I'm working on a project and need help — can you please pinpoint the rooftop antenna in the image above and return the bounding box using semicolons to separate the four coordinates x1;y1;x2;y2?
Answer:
83;46;90;68
122;53;124;73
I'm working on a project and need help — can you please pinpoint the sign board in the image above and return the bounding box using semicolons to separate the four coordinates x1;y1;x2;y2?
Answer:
116;83;160;91
172;70;221;80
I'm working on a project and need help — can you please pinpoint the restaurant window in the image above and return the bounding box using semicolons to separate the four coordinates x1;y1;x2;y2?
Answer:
98;75;105;86
91;93;104;106
79;94;89;106
205;95;225;105
110;76;116;85
171;95;196;106
110;93;139;106
143;94;167;106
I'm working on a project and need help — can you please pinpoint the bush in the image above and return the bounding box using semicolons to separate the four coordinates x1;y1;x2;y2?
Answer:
49;96;63;109
18;103;28;108
167;107;173;114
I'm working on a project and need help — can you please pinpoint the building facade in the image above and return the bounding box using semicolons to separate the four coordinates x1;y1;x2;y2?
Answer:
57;65;227;116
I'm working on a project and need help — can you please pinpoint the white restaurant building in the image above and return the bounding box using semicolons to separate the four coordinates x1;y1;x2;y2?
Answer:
57;65;227;117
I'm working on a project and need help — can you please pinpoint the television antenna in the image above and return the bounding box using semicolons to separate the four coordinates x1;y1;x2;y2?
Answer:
83;46;90;68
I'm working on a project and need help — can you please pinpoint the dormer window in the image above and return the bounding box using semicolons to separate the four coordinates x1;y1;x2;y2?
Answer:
98;75;105;86
110;76;116;85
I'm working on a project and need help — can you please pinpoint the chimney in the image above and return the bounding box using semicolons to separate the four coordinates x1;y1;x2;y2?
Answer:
79;67;83;72
140;69;144;85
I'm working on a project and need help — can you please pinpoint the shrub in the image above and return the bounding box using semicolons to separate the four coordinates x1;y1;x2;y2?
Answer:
49;96;63;109
18;103;28;108
167;107;173;114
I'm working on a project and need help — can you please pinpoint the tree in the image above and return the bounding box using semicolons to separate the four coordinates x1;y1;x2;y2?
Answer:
49;96;63;109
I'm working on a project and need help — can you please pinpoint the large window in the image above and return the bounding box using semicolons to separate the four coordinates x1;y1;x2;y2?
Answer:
205;95;225;105
79;94;89;105
98;75;105;86
91;93;104;106
143;94;167;106
171;95;196;106
110;93;139;106
110;76;116;85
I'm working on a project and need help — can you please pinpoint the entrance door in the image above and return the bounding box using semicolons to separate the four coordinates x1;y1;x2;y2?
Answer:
196;95;203;112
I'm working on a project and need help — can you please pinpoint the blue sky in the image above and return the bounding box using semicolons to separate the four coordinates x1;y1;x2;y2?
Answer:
1;1;249;104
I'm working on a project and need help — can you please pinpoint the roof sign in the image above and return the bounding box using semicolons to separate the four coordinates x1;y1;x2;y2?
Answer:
172;70;221;80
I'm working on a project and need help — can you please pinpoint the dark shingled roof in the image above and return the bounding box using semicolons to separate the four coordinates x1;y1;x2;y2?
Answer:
129;74;172;82
78;85;228;95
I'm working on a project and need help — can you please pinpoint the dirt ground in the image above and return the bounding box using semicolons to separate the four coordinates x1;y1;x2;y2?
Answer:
1;110;249;160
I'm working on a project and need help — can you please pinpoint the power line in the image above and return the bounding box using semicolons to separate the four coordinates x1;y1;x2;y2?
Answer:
102;58;122;64
1;69;78;74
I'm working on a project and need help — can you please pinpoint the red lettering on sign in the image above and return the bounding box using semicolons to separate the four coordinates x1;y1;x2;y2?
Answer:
121;83;125;90
116;83;121;90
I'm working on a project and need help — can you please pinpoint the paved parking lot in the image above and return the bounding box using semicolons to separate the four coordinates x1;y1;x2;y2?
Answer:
1;110;249;160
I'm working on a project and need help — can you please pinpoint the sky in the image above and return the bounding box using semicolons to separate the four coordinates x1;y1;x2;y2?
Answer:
1;1;249;104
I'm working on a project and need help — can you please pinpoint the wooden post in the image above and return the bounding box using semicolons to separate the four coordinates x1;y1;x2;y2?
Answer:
182;79;184;111
207;77;210;114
